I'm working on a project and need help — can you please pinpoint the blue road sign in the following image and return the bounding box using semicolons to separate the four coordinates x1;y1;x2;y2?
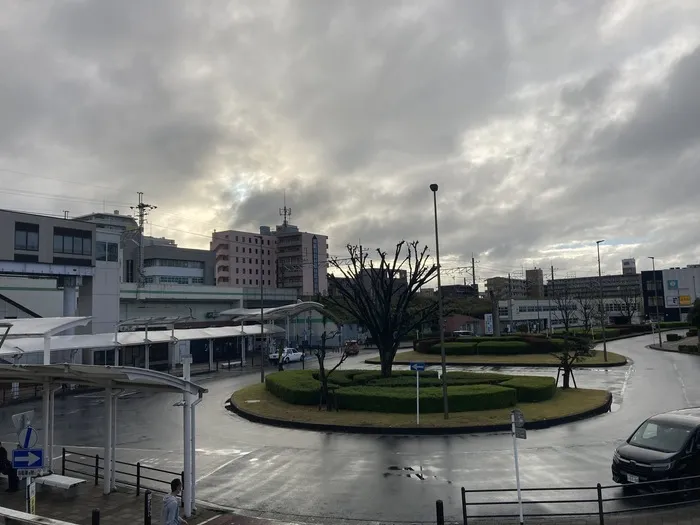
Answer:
12;448;44;469
18;426;38;449
409;362;426;372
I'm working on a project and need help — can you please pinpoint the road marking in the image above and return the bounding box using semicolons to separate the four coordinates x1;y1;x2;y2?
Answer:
619;362;633;399
196;452;253;483
673;362;691;406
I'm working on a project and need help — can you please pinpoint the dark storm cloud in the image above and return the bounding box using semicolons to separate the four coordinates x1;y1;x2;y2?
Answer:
1;0;700;280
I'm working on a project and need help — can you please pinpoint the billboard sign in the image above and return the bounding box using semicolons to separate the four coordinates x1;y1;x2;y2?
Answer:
667;279;679;290
484;313;494;335
680;295;692;306
667;295;693;307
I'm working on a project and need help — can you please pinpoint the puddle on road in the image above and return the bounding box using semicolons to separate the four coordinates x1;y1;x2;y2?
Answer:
384;465;453;484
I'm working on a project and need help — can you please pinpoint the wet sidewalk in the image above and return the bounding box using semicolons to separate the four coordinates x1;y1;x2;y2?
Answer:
650;335;699;353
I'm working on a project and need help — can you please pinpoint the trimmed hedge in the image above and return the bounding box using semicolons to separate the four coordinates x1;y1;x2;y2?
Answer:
667;333;683;342
660;322;691;328
335;384;517;413
474;341;531;355
687;328;698;337
499;376;556;402
678;344;700;353
266;370;321;405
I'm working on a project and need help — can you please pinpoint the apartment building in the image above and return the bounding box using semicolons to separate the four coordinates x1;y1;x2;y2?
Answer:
486;276;527;299
213;223;328;296
211;229;278;289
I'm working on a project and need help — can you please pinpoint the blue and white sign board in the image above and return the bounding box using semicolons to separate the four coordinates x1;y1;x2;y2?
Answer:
668;279;679;290
410;362;426;372
12;448;44;470
18;426;38;449
484;313;494;335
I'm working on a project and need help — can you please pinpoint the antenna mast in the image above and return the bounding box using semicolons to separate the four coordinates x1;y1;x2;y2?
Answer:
279;191;291;227
130;192;157;298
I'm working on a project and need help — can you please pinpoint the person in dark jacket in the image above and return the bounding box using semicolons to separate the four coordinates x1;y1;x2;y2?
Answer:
0;443;20;492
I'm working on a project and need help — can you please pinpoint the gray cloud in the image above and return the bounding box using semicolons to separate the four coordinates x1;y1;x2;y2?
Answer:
1;0;700;283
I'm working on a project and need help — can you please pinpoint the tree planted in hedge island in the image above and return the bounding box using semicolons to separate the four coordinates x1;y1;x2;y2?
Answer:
326;241;438;377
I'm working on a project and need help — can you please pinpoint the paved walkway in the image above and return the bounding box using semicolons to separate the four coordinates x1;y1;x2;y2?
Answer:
650;335;699;352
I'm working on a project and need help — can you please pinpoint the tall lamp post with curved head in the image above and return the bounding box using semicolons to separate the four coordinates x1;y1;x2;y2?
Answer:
596;240;608;361
649;256;663;347
430;183;449;419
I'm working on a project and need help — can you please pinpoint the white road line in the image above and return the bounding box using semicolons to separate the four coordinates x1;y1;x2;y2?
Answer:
196;452;253;483
197;516;220;525
673;362;691;406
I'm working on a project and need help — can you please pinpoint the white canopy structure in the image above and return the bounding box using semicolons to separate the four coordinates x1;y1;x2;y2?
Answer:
0;324;285;360
1;317;92;338
218;301;333;322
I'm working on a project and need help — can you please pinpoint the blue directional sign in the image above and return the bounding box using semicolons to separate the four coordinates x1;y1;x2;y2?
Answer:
12;448;44;470
409;362;426;372
18;426;37;449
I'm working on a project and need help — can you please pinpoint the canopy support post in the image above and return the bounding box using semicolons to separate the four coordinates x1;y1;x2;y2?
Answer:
103;386;113;494
111;393;117;490
182;354;193;517
208;339;214;372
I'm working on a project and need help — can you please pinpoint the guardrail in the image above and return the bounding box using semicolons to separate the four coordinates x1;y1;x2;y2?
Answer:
452;474;700;524
61;448;183;495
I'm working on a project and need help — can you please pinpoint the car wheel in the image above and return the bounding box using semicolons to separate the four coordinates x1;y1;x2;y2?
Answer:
284;357;290;364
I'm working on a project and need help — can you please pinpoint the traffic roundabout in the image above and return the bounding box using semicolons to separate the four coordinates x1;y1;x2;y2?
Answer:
228;368;613;434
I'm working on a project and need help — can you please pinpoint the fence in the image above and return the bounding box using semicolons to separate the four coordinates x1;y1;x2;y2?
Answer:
447;475;700;524
61;448;183;496
0;383;95;407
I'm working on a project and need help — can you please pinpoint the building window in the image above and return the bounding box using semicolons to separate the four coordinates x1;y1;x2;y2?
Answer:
192;277;204;284
248;248;252;253
236;268;239;274
218;265;229;272
235;246;239;252
96;242;119;262
53;227;92;256
126;260;134;282
255;238;258;245
267;240;270;245
268;280;271;285
255;269;259;275
248;237;252;243
14;222;39;251
235;278;239;284
256;259;258;264
256;279;259;285
235;236;238;241
267;270;271;275
235;257;239;263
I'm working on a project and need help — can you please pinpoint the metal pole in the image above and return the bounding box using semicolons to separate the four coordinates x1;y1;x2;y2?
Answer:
182;355;192;517
430;184;449;419
260;236;265;384
548;265;554;335
103;387;112;495
650;257;662;347
596;241;608;361
416;368;420;426
511;412;524;525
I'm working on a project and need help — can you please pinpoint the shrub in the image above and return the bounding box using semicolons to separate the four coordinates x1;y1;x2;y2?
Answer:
678;344;699;353
687;328;698;337
335;384;517;413
427;342;478;355
667;333;683;342
475;341;531;355
660;322;690;329
265;370;320;405
499;376;557;402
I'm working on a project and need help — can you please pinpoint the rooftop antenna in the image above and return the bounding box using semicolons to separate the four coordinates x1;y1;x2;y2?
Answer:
279;191;291;227
130;192;157;298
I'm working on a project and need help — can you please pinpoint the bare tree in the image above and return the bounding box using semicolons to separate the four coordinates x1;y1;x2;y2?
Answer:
551;335;594;389
326;241;438;377
315;316;348;410
574;286;597;332
551;281;579;332
613;284;641;324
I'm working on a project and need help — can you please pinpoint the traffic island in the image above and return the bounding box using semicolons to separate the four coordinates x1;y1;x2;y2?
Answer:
367;350;628;368
228;369;612;435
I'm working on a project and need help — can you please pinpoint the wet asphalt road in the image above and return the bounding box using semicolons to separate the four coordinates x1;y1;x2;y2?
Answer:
1;332;697;524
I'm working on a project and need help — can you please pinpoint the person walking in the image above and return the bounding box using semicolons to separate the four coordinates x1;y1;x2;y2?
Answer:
0;443;19;492
162;478;187;525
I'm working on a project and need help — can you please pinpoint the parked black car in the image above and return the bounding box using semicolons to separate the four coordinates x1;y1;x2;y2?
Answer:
612;408;700;491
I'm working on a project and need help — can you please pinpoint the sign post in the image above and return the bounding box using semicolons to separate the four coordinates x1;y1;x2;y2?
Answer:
409;362;425;425
511;408;526;525
27;479;36;514
12;421;43;515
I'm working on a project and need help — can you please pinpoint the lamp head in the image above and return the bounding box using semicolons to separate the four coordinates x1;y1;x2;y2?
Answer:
429;183;438;192
596;239;605;244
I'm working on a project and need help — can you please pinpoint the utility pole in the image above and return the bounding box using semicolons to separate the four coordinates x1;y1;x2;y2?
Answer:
259;236;265;383
508;273;513;333
596;240;608;361
471;255;477;287
549;265;555;336
62;210;69;219
279;191;291;228
489;290;501;336
130;192;157;300
649;257;662;347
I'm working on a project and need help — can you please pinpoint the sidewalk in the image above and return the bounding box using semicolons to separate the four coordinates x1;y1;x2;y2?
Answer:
0;484;220;525
650;335;699;353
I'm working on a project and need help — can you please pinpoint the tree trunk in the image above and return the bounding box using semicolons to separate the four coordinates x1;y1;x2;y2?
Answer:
562;367;571;389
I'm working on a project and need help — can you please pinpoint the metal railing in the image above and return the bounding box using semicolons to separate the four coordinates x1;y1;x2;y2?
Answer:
452;474;700;524
61;448;183;495
0;383;95;407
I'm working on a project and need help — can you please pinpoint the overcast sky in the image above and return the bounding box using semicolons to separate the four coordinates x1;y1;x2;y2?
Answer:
2;0;700;283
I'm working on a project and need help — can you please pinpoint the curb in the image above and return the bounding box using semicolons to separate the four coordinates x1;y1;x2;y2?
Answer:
648;344;699;355
364;357;628;368
226;391;613;436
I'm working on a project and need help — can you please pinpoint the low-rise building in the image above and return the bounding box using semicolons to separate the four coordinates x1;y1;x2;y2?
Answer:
641;265;700;322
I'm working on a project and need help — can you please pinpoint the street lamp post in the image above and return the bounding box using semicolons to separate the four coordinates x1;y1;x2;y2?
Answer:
259;235;265;383
430;183;449;420
649;257;662;347
596;240;608;362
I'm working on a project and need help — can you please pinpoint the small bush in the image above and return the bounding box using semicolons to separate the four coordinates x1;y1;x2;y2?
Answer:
335;384;517;413
499;376;557;402
660;322;691;329
667;333;683;342
475;341;531;355
266;370;320;405
678;344;699;353
427;342;478;355
687;328;698;337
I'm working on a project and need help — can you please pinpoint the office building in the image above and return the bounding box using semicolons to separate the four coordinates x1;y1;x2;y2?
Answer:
213;222;328;296
547;273;640;299
525;268;544;298
622;258;637;276
641;265;700;322
486;276;527;299
440;283;479;299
